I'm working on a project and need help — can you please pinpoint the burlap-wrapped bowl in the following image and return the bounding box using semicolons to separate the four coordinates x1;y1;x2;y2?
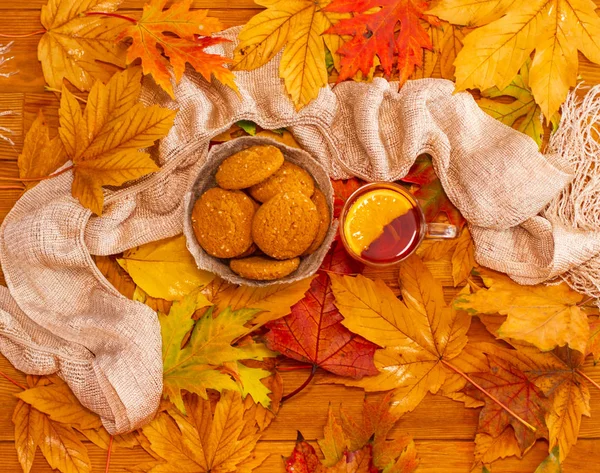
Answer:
184;136;338;286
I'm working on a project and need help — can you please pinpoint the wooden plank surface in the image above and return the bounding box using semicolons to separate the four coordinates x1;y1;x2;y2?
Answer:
0;1;599;473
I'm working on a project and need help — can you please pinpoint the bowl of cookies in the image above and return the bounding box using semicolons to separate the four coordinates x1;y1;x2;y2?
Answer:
183;136;338;286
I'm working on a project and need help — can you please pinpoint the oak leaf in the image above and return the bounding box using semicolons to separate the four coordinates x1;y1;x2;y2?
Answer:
58;68;176;215
454;268;589;353
429;0;600;120
39;0;128;91
119;0;237;98
401;154;465;228
329;255;470;415
265;241;378;378
324;0;438;87
477;61;560;148
160;289;275;413
233;0;348;109
142;390;268;473
466;355;550;452
117;234;215;301
18;111;67;190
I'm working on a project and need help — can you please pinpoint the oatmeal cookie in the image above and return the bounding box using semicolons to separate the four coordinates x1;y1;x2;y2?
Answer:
230;256;300;280
252;191;319;259
215;145;284;189
191;188;255;258
303;189;330;255
249;161;315;202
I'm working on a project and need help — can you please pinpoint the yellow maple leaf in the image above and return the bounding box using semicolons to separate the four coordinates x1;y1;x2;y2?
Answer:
12;400;43;473
233;0;347;110
329;255;470;415
117;234;215;301
18;111;68;190
38;0;128;91
119;0;237;98
474;429;523;467
57;67;176;215
429;0;600;119
37;415;91;473
455;268;589;353
451;228;476;286
143;391;268;473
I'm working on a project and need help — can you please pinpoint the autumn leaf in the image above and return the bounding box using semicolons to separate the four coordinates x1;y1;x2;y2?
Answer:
143;390;268;473
38;415;92;473
119;0;237;98
454;268;589;353
473;428;522;468
329;255;470;415
587;319;600;363
18;111;67;190
211;275;314;330
265;240;378;380
466;355;550;452
12;400;43;473
285;396;418;473
233;0;348;109
160;289;275;413
401;154;465;228
38;0;128;91
332;178;365;218
324;0;438;87
451;228;476;286
117;234;215;301
57;67;176;215
535;446;562;473
242;358;283;432
472;340;591;461
433;23;471;80
428;0;600;120
477;61;560;148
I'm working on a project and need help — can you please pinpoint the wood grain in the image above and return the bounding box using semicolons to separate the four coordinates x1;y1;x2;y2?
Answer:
0;1;599;472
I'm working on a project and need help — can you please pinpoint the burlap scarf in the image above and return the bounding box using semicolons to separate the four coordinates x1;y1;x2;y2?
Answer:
0;27;597;434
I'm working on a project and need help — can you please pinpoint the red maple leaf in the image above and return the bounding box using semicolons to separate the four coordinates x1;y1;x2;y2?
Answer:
331;177;365;218
265;240;377;379
324;0;437;86
400;154;465;228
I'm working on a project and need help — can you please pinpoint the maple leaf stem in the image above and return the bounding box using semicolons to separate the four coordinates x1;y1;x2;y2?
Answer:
441;359;537;432
0;369;26;390
105;435;114;473
0;165;74;183
577;296;597;307
281;364;317;403
0;30;45;38
44;86;88;103
85;12;137;24
0;185;24;190
576;369;600;392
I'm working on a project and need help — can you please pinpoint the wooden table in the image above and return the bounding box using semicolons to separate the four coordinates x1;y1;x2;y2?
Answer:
0;2;600;472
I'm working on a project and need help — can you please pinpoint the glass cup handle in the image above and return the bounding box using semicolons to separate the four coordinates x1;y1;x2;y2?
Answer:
425;222;458;239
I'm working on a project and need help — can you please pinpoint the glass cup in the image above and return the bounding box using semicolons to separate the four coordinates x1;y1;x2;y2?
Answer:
339;182;458;267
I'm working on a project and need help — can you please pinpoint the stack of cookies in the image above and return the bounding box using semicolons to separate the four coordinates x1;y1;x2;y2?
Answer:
191;144;330;281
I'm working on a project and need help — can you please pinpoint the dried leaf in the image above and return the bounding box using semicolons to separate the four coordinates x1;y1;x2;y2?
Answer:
160;289;274;412
39;0;128;91
12;401;43;473
117;234;215;301
212;276;314;330
436;23;470;80
401;154;465;228
331;177;365;219
16;380;102;430
534;446;562;473
451;228;476;286
429;0;600;120
119;0;236;98
319;405;348;467
233;0;347;109
329;255;470;415
265;241;377;378
473;429;522;467
143;391;267;473
587;319;600;363
455;268;589;353
466;355;550;452
37;414;92;473
18;111;67;190
324;0;437;87
58;68;176;215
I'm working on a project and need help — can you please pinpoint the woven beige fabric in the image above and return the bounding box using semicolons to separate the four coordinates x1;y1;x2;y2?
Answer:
0;26;595;433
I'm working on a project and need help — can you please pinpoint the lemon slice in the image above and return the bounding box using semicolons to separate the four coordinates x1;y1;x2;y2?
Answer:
343;189;413;256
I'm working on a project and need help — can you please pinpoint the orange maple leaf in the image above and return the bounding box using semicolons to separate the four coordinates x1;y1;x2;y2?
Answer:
324;0;438;86
119;0;237;98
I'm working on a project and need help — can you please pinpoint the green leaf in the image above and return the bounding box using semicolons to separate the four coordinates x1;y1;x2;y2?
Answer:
237;120;257;136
